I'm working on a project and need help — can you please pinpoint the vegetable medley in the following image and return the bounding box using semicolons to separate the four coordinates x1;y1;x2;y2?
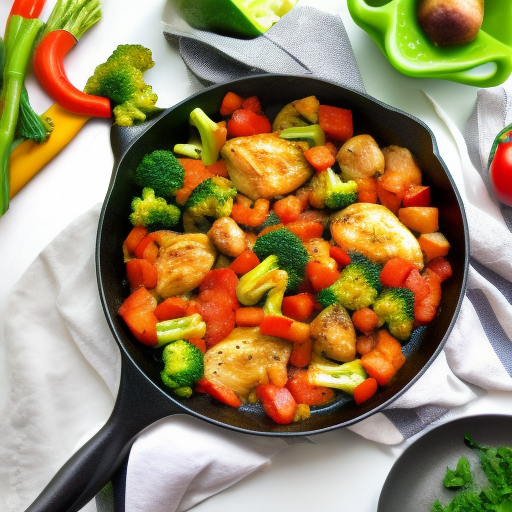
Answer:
118;90;453;425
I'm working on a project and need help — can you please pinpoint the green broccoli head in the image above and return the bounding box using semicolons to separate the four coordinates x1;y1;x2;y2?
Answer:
252;227;309;292
317;252;383;310
278;124;326;147
160;339;204;397
84;44;159;126
372;287;415;341
184;176;237;219
156;313;207;348
310;167;358;210
134;150;185;198
236;255;288;315
261;210;281;230
129;188;181;230
308;354;367;394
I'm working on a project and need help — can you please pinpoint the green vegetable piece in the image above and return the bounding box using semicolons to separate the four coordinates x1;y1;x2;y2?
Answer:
160;339;204;397
252;227;309;292
189;107;226;166
443;457;473;489
279;124;326;147
130;188;181;229
309;167;358;210
156;313;207;348
308;354;367;394
373;287;415;341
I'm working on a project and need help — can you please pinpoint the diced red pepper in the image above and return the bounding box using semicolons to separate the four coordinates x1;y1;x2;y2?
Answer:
426;256;453;282
403;185;431;207
404;268;431;307
380;257;414;288
227;109;272;138
329;246;351;268
126;258;158;290
154;296;191;321
229;249;260;275
220;91;244;116
353;377;378;405
134;235;159;264
255;383;297;424
318;105;353;141
305;260;340;292
286;368;335;405
196;378;242;407
123;226;148;255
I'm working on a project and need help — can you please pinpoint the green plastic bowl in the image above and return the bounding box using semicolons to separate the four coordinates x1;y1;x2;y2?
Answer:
347;0;512;87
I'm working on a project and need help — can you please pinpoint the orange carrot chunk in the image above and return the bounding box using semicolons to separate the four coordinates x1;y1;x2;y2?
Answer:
380;257;414;288
289;338;313;368
235;307;265;327
305;260;340;292
219;91;244;116
126;258;158;290
260;316;310;343
123;226;148;255
353;377;378;405
329;245;351;268
118;287;158;347
282;293;316;321
229;249;260;275
273;195;303;224
304;145;336;173
154;297;191;321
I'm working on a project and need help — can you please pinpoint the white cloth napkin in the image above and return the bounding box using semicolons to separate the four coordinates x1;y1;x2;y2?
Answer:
2;7;512;512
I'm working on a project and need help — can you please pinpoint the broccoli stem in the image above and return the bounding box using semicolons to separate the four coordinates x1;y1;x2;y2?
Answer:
17;86;54;143
0;15;44;216
41;0;102;40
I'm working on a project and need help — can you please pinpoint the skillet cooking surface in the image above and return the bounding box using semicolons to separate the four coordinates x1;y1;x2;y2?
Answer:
97;74;469;436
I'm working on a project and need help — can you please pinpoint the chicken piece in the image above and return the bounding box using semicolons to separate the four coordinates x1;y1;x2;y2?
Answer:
310;304;356;362
203;327;292;398
330;203;424;269
336;134;385;181
207;217;247;257
220;133;314;201
304;237;337;271
151;231;217;298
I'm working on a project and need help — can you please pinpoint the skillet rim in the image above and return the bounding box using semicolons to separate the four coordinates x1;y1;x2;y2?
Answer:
95;73;470;437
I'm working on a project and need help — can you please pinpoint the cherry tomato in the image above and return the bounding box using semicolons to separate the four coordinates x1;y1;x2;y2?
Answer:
489;141;512;206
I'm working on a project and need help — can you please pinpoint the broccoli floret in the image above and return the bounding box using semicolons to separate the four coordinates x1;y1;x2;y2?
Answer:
309;167;358;210
236;255;288;315
160;339;204;397
252;227;309;292
156;313;207;348
317;252;382;310
184;176;237;226
278;124;326;147
130;188;181;229
261;210;281;229
17;86;54;144
84;44;160;126
174;107;227;166
308;354;367;394
134;150;185;198
372;287;415;341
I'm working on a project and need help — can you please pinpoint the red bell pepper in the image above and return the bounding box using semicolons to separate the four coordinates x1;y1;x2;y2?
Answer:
255;383;297;424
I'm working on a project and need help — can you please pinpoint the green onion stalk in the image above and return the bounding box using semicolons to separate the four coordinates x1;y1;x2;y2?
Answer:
0;14;44;216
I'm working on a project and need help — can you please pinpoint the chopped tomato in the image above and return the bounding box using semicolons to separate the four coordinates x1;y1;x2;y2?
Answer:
318;105;353;141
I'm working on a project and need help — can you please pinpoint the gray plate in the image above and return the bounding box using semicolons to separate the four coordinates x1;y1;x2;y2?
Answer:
378;414;512;511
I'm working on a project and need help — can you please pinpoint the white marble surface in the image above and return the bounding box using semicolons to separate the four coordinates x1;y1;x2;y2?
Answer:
1;0;511;510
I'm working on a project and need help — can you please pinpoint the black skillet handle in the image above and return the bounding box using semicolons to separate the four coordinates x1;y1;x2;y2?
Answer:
25;355;181;512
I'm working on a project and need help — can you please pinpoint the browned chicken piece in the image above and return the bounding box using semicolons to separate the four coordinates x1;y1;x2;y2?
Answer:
304;237;338;270
378;145;423;197
220;133;314;201
336;134;385;181
207;216;247;257
330;203;424;269
203;327;292;398
310;304;356;362
150;231;217;298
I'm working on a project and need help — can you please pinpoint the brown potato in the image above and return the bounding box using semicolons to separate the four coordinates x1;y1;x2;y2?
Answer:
336;134;385;181
221;133;314;200
151;231;217;298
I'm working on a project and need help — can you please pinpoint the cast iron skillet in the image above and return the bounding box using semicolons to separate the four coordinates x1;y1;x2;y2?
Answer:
26;74;469;511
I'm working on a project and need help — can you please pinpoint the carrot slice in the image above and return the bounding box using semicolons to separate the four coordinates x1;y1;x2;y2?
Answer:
260;316;310;343
273;195;303;224
303;145;336;173
353;377;378;405
289;338;313;368
235;307;265;327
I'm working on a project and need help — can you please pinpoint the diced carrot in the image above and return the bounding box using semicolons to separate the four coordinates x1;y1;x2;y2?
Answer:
376;180;403;214
374;329;405;370
206;159;229;177
196;377;242;407
188;337;207;354
403;185;431;207
255;383;297;425
126;258;158;290
259;315;310;344
404;268;431;306
286;368;335;405
227;109;272;138
285;220;325;242
353;377;378;405
398;207;439;234
118;287;158;346
175;158;214;205
351;308;380;334
415;269;442;325
220;91;244;116
282;293;316;321
303;145;336;173
318;105;353;141
418;232;451;262
123;226;148;254
241;95;262;113
356;332;378;355
229;249;260;275
235;307;265;327
355;177;378;204
305;260;340;292
426;256;453;282
134;235;159;264
329;245;351;268
289;338;313;368
380;257;415;288
273;195;303;224
154;296;190;321
230;195;270;227
325;141;338;156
